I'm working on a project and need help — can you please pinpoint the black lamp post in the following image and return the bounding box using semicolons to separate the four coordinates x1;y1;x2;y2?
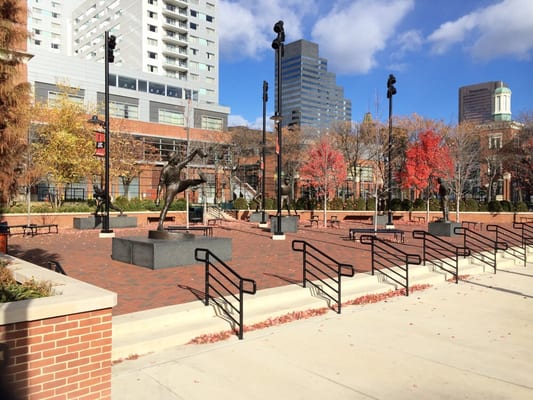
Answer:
386;74;397;228
272;20;285;239
260;80;268;225
101;31;116;236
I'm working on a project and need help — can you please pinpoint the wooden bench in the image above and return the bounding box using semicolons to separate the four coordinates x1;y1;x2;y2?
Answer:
343;215;371;223
0;223;31;236
349;228;405;243
23;224;59;236
411;216;426;223
309;215;320;227
207;218;224;226
327;215;341;228
165;225;213;237
147;216;175;224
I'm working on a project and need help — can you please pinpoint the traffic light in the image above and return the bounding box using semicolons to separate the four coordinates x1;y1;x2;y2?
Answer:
387;74;397;98
107;35;116;63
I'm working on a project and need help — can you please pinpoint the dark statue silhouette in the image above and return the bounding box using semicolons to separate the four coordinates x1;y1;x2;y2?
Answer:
93;185;123;216
155;148;207;231
438;178;449;221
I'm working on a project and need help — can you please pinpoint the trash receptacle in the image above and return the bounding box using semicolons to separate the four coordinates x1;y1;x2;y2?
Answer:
0;222;8;254
188;206;204;223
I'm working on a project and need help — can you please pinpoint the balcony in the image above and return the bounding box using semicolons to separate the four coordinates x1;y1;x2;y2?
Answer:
162;45;188;59
162;31;187;46
163;57;188;72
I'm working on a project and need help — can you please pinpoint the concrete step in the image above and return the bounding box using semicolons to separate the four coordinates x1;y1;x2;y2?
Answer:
112;248;530;361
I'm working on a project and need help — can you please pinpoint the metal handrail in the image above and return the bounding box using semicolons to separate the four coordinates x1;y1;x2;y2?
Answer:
487;224;527;266
195;248;257;340
513;222;533;247
412;230;469;283
292;240;354;314
360;234;421;296
453;226;508;273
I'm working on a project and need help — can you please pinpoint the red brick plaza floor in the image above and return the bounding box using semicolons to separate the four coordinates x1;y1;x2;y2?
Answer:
7;219;473;316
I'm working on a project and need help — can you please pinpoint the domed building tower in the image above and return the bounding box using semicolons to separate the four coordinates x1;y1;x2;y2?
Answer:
492;84;512;121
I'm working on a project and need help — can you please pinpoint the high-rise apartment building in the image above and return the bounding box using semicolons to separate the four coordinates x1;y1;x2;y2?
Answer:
458;81;511;123
277;39;351;134
26;0;228;129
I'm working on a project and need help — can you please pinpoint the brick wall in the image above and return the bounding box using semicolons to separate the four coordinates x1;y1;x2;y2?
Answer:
1;308;113;400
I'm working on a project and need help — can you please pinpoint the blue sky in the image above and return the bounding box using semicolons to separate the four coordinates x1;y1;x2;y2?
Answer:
217;0;533;128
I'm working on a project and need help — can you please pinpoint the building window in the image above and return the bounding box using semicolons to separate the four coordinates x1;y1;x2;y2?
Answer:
148;65;158;73
48;91;84;105
159;109;184;126
489;134;502;149
118;76;137;90
149;82;165;95
148;51;157;59
190;10;197;17
201;116;223;130
190;22;197;30
148;24;157;32
166;85;182;98
34;39;41;46
138;80;147;92
147;38;157;46
51;43;59;49
148;10;156;18
110;102;139;119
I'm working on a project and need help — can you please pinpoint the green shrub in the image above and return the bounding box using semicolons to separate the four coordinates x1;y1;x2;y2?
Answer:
233;197;249;210
429;198;441;211
487;200;502;212
169;198;187;211
58;202;92;213
413;198;425;211
391;198;402;211
264;197;275;210
463;198;479;211
500;200;512;212
366;197;376;211
1;262;53;303
400;199;412;211
344;198;355;210
514;202;528;212
329;197;344;210
479;202;488;211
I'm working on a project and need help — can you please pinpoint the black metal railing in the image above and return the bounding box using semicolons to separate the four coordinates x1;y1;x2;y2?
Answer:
453;226;508;273
513;222;533;248
46;260;67;275
487;224;527;266
412;230;469;283
292;240;355;314
360;234;421;296
195;248;256;340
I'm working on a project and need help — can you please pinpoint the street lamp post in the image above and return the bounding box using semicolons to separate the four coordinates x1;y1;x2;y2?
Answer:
260;80;268;226
272;20;285;239
386;74;397;229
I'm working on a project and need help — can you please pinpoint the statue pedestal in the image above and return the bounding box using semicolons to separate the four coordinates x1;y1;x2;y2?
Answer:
428;221;461;237
112;233;232;269
270;215;299;233
73;215;137;229
249;212;268;223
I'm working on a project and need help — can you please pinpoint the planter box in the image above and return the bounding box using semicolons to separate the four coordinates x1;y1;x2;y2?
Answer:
0;255;117;400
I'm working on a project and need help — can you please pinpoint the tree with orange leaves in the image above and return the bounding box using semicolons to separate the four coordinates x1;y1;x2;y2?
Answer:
398;130;454;210
299;137;347;225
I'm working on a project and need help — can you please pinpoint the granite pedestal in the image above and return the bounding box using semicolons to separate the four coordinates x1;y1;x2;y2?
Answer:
112;233;232;269
249;212;268;223
73;215;137;229
270;215;299;233
428;221;461;237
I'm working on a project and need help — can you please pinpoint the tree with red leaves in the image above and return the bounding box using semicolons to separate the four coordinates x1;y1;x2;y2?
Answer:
299;138;347;225
398;130;454;211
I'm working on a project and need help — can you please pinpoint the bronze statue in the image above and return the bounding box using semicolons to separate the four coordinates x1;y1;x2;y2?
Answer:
278;177;298;216
155;148;207;230
93;185;123;216
438;178;449;221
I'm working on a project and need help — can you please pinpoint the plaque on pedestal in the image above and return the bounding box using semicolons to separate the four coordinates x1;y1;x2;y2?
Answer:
270;215;299;233
428;221;461;237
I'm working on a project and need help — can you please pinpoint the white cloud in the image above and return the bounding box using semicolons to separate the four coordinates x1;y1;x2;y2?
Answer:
428;0;533;61
228;114;251;127
218;0;314;61
228;114;275;130
311;0;415;74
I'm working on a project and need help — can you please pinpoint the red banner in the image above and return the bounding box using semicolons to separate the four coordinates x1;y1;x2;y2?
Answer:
95;132;105;157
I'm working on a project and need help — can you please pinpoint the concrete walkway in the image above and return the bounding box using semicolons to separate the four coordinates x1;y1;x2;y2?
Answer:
112;263;533;400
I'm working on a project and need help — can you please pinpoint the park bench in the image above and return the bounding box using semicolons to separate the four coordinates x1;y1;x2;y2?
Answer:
23;224;59;237
327;215;341;228
349;227;405;243
147;215;175;224
0;223;31;236
165;225;213;237
207;218;224;226
308;215;320;227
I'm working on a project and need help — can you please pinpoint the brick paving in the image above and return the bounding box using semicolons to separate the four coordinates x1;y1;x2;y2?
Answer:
6;219;471;316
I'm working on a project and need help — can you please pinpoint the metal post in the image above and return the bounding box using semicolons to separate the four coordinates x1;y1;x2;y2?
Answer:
386;74;396;229
260;80;268;225
272;20;285;239
102;31;113;236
